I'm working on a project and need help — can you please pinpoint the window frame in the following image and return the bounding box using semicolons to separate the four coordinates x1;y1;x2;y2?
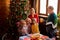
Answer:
38;0;59;16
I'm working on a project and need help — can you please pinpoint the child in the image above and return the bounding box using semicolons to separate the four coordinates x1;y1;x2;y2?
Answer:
25;18;32;34
25;18;32;25
31;18;40;34
18;20;28;36
21;20;28;35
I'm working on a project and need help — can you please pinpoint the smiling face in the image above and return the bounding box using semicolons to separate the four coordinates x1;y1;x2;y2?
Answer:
25;18;31;24
30;8;35;15
47;6;54;14
20;20;26;26
21;20;26;26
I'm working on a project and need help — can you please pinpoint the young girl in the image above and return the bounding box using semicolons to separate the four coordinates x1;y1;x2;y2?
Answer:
21;20;28;35
18;20;28;36
31;18;40;34
25;18;32;34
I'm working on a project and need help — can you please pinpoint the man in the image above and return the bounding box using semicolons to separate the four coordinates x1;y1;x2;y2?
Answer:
46;6;57;39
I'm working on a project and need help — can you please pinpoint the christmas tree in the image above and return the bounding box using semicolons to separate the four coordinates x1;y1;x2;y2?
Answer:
10;0;30;21
5;0;30;39
7;0;30;27
8;0;30;33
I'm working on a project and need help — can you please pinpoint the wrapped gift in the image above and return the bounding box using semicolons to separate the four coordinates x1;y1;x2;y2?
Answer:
19;34;49;40
24;38;30;40
40;35;49;40
30;33;41;40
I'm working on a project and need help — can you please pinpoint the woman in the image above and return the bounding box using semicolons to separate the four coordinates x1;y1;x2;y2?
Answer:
28;8;39;23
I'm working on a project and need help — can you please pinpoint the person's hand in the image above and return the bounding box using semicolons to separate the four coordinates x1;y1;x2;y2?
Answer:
40;18;44;23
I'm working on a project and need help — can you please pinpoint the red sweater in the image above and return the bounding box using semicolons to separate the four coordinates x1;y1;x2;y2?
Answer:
28;14;39;23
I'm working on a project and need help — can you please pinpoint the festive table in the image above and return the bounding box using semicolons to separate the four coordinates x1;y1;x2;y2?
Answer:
19;33;49;40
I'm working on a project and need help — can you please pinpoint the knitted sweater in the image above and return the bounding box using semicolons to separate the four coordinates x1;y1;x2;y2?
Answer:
47;13;57;25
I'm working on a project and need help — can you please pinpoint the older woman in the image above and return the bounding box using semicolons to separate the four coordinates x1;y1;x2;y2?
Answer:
28;8;39;23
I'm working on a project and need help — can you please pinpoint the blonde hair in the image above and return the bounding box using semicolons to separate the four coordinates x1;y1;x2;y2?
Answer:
30;8;35;14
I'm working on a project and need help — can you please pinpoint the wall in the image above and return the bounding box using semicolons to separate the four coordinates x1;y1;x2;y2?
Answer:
29;0;39;14
0;0;10;37
0;0;10;19
36;0;39;13
58;0;60;13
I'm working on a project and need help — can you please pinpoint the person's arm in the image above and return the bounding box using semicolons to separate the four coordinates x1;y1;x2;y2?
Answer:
46;14;57;29
35;14;39;23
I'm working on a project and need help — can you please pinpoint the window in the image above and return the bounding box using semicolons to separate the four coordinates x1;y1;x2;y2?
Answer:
40;0;47;14
48;0;58;15
39;0;58;15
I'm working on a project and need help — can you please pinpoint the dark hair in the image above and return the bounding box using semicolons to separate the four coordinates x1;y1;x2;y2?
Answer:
48;6;54;10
